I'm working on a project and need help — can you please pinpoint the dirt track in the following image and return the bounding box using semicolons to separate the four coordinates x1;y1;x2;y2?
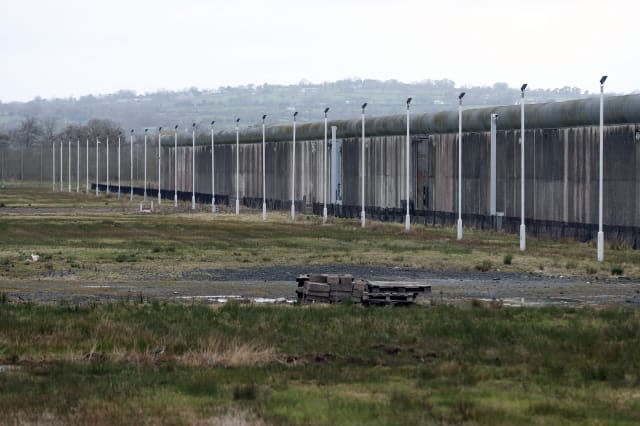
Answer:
3;264;640;307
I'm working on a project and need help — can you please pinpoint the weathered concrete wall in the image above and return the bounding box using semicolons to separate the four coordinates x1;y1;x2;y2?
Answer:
5;95;640;244
158;122;639;229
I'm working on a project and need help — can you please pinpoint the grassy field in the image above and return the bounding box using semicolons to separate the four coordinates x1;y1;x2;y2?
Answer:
1;302;640;425
1;183;638;281
1;183;640;424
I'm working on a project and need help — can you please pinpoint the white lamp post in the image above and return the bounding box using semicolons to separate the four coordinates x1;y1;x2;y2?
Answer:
144;128;148;201
291;111;298;221
129;130;134;201
519;84;528;251
235;118;240;215
210;121;216;213
117;132;121;198
191;123;196;210
106;135;109;194
95;137;100;197
173;125;178;207
457;92;466;240
262;114;267;220
405;98;412;231
68;139;71;192
52;142;55;192
597;75;608;262
323;107;330;224
86;137;89;193
76;138;80;192
59;141;62;192
361;103;367;228
158;127;162;205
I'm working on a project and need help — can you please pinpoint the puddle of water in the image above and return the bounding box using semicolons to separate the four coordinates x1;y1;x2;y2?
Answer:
175;295;294;304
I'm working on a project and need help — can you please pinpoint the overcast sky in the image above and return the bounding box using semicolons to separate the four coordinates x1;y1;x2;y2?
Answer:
1;0;638;102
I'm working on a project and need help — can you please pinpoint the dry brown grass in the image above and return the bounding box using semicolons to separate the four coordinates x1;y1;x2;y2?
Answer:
177;337;277;367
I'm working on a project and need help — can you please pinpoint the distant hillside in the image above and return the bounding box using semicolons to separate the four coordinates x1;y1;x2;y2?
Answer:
0;79;589;132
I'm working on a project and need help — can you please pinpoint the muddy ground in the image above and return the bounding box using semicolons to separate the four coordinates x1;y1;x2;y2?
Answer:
3;264;640;307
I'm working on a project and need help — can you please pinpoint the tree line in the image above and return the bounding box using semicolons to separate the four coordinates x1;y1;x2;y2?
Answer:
0;78;590;134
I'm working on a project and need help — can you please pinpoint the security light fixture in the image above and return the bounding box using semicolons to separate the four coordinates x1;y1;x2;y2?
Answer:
458;92;465;100
324;107;330;116
597;74;607;261
293;112;298;118
174;125;178;130
521;84;528;93
262;115;267;122
211;120;215;126
361;102;367;112
406;97;412;107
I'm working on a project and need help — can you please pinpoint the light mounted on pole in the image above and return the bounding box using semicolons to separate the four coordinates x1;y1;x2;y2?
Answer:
261;114;268;220
360;102;367;228
457;92;466;240
210;120;216;213
95;136;100;197
158;127;162;205
322;107;330;223
173;125;178;206
129;129;133;200
235;118;240;215
404;97;412;231
117;131;121;198
191;123;196;210
519;83;527;251
291;112;298;221
597;75;607;261
144;128;148;201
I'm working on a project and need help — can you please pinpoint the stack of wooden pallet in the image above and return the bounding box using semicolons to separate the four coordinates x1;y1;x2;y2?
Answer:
296;273;353;304
295;274;431;306
362;281;431;306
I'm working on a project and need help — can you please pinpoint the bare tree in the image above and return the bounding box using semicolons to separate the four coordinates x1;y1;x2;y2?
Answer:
42;117;58;182
0;133;9;182
14;117;43;181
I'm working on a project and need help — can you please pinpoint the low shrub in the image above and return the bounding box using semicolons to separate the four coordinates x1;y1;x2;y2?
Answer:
611;265;624;276
475;260;492;272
